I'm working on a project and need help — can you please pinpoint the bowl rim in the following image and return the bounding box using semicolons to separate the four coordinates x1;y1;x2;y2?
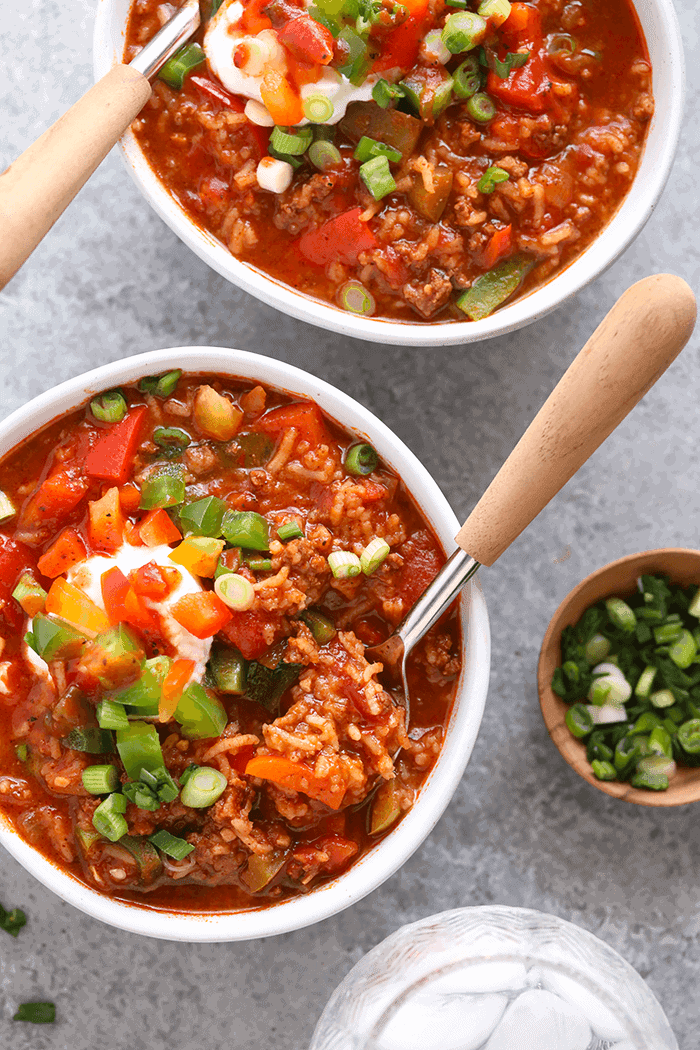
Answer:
92;0;685;347
538;547;700;809
0;346;490;940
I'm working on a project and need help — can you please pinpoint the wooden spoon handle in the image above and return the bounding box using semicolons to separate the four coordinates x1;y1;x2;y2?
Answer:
0;65;151;292
456;274;697;566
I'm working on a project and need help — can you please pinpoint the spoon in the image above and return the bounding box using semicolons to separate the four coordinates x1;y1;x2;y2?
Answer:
0;0;201;291
368;274;697;721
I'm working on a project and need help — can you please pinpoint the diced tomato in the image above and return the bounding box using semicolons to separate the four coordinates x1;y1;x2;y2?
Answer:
256;401;331;448
238;0;273;34
297;208;378;267
500;1;540;47
0;536;37;630
229;744;256;775
219;609;282;660
19;471;88;531
84;406;148;486
278;15;334;64
397;530;442;607
129;561;172;601
170;591;232;639
37;528;87;579
359;481;389;503
487;5;561;115
190;75;245;111
372;0;430;73
482;224;513;269
246;122;271;159
138;508;182;547
312;833;359;872
101;566;131;625
199;175;231;210
354;618;384;647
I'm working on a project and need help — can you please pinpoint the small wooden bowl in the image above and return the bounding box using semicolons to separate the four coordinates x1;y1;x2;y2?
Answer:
538;549;700;807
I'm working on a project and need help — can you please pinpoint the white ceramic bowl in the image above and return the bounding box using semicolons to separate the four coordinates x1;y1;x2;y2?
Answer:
0;347;490;941
93;0;684;347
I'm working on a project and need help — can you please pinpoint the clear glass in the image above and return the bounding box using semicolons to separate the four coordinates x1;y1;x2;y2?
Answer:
309;907;677;1050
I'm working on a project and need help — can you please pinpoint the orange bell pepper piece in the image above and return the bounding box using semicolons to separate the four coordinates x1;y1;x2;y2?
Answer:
45;578;110;637
88;487;125;553
159;657;196;722
37;528;87;579
245;755;345;810
170;591;232;639
261;70;304;125
138;508;182;547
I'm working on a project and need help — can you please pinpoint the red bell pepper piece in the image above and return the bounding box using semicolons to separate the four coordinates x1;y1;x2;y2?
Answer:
19;471;88;531
297;208;378;267
256;401;330;447
0;536;37;630
482;224;513;269
372;0;430;73
138;508;182;548
85;406;148;486
278;15;334;64
129;561;174;601
397;530;442;608
101;566;131;625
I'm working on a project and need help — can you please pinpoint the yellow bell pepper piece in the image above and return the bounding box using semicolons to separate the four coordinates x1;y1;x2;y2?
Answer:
169;537;226;577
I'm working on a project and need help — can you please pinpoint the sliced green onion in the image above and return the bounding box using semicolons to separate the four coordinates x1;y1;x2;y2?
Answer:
339;280;376;316
562;660;579;683
308;140;342;171
354;135;402;164
487;49;530;78
432;77;454;118
445;0;468;7
548;33;576;54
631;712;662;735
153;426;190;451
210;644;247;694
372;79;405;108
337;25;369;84
677;719;700;755
245;556;273;572
453;56;481;99
215;572;255;611
82;764;120;795
328;550;362;579
588;669;631;706
565;703;593;738
13;1002;56;1024
688;586;700;618
584;634;610;664
63;727;114;754
122;779;159;811
91;390;127;423
360;537;390;575
591;759;617;781
116;721;166;781
631;770;669;791
441;11;487;54
0;490;16;524
647;726;673;759
222;510;269;550
477;166;509;194
270;125;314;156
140;766;179;804
344;442;378;475
669;628;697;668
653;621;684;644
614;734;647;773
299;608;336;644
149;829;195;859
174;682;227;739
139;468;186;510
465;92;496;122
14;744;28;763
478;0;511;21
96;700;129;732
278;521;304;542
158;44;205;90
650;689;676;709
359;155;396;201
92;792;127;842
180;765;228;808
634;665;657;699
422;28;451;64
12;573;47;617
605;597;637;633
587;704;627;726
138;369;182;398
179;496;227;538
116;835;163;882
303;94;335;122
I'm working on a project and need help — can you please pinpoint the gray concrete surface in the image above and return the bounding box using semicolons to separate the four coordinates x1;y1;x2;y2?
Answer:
1;1;700;1047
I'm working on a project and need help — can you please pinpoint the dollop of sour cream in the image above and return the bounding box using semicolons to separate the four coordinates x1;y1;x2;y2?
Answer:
26;545;212;683
204;0;377;126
